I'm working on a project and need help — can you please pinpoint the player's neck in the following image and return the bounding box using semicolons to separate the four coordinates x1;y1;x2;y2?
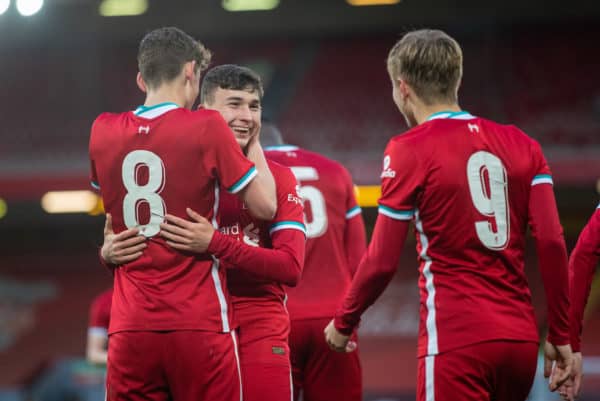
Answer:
415;103;461;125
143;86;186;110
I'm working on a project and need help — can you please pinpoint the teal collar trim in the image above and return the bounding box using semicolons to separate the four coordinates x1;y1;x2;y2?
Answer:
426;110;474;121
134;102;180;117
264;145;299;151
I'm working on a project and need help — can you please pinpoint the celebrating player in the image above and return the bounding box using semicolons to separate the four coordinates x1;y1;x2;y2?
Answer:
161;64;306;401
324;29;573;401
261;122;366;401
89;28;277;401
559;201;600;400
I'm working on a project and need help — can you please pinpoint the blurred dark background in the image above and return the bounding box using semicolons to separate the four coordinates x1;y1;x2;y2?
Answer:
0;0;599;400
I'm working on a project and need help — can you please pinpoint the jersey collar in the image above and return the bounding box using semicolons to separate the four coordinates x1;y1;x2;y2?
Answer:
426;110;475;121
134;102;180;118
264;144;299;152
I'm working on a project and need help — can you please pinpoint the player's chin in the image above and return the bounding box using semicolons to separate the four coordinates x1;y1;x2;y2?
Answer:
236;137;250;148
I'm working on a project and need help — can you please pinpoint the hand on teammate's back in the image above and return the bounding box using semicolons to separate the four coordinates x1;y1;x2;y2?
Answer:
160;208;215;253
101;213;146;265
544;341;574;393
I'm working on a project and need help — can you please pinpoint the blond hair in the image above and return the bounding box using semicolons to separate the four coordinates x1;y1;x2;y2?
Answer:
387;29;462;105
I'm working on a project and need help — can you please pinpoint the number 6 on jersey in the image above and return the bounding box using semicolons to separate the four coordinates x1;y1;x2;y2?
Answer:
466;150;510;250
122;150;166;237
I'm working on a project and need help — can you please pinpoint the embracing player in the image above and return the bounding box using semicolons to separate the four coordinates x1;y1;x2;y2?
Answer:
89;28;276;401
325;29;573;401
102;64;306;401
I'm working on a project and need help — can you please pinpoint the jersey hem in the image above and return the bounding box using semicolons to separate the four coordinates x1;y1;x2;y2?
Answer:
417;336;540;358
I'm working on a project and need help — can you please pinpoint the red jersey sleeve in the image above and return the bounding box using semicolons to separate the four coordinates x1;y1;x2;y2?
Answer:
569;204;600;352
202;112;257;194
334;139;418;334
377;138;423;221
335;216;410;334
88;289;112;336
207;165;306;286
527;140;570;346
267;164;307;238
89;116;103;191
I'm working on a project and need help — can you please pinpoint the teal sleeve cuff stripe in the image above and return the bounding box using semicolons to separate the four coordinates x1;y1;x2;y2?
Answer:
91;181;100;190
378;204;414;220
269;221;307;236
346;206;362;219
228;166;257;194
531;174;553;186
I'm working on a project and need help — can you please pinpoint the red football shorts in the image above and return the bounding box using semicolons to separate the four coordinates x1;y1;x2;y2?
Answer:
236;301;292;401
289;317;362;401
417;340;538;401
106;330;241;401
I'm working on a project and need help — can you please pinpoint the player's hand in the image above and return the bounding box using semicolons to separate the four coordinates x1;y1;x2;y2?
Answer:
544;341;574;392
245;122;263;154
324;320;357;353
557;352;583;401
160;208;214;253
101;213;146;265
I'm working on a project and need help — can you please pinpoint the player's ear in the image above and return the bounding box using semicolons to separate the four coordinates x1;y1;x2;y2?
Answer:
183;60;197;82
136;72;147;93
398;78;410;100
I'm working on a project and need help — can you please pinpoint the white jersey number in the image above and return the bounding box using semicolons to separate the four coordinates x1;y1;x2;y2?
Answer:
291;166;328;238
122;150;166;237
466;151;510;250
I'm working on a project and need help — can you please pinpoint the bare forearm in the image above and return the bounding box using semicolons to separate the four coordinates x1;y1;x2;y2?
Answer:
245;142;277;219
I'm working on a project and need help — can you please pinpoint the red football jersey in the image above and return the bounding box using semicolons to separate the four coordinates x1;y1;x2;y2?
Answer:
336;111;569;357
570;202;600;352
89;103;257;334
380;111;569;356
88;288;113;337
219;160;306;303
265;146;366;320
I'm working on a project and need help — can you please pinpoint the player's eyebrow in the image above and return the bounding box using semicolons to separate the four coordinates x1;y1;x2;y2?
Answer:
226;96;261;107
225;96;244;102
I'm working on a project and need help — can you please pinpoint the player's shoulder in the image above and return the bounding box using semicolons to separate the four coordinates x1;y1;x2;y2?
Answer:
92;111;130;129
96;288;113;303
479;117;534;140
267;159;296;184
297;147;349;172
385;128;422;156
387;122;430;147
90;288;112;310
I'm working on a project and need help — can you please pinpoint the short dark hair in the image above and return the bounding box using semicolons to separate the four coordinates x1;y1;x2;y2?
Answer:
201;64;264;105
138;27;211;90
